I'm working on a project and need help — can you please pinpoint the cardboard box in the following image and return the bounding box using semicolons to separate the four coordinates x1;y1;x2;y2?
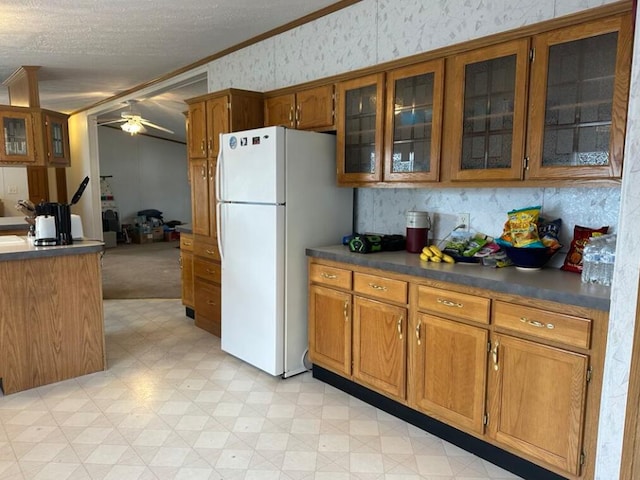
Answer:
103;231;117;248
152;227;164;241
164;230;180;242
131;230;153;244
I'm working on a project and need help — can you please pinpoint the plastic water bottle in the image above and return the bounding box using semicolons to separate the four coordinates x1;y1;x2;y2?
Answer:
581;234;616;285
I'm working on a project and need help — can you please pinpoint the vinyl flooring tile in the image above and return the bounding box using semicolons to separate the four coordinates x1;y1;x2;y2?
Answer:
0;299;523;480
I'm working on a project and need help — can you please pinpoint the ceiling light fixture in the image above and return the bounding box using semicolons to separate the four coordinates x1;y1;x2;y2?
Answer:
121;120;143;135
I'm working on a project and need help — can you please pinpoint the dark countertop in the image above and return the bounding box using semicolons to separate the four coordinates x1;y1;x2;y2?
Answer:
0;236;104;262
306;245;611;312
175;224;193;234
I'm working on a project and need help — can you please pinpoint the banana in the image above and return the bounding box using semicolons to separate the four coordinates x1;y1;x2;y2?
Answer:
430;255;442;263
442;253;455;264
429;244;443;258
421;246;434;257
419;252;431;262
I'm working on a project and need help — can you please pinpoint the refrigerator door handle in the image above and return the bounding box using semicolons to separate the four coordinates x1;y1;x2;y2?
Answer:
215;134;223;203
216;201;224;262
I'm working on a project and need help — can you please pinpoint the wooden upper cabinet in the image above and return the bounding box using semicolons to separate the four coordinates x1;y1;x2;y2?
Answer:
445;39;530;182
41;111;70;167
336;73;385;184
188;100;207;159
207;96;228;159
265;94;295;128
187;89;264;161
526;13;632;180
0;108;36;164
384;60;444;182
265;84;335;131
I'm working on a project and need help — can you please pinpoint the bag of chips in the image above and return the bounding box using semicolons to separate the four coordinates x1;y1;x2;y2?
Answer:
507;206;544;248
561;225;609;273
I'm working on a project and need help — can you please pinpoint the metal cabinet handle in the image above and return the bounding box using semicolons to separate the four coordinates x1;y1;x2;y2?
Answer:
208;165;214;180
205;268;217;274
179;257;183;268
200;140;206;154
205;249;216;256
200;165;207;179
437;298;463;308
397;316;403;339
183;241;192;246
415;320;421;345
208;139;213;152
343;300;349;322
321;272;337;279
368;282;387;291
296;104;301;124
207;300;217;306
520;317;555;329
492;340;500;371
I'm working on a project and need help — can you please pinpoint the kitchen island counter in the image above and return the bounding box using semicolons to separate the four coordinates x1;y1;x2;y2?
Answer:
0;238;106;395
306;245;610;311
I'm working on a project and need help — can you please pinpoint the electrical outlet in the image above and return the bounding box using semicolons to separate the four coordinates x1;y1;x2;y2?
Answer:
7;185;17;194
456;213;470;231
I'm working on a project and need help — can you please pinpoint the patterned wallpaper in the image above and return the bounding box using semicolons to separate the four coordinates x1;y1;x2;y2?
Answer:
206;0;630;477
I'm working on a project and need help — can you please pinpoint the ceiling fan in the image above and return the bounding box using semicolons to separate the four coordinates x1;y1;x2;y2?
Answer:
97;100;174;135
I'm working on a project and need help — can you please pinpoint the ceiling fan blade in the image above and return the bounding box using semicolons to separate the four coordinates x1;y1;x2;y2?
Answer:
140;119;174;134
98;119;125;126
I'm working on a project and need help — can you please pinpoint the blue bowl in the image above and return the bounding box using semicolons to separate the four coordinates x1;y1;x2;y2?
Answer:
504;246;557;269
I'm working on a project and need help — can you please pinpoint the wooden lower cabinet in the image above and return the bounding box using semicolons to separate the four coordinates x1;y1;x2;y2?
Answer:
308;284;352;376
487;334;589;476
180;233;194;308
307;257;607;479
193;238;221;336
410;313;488;435
353;296;407;400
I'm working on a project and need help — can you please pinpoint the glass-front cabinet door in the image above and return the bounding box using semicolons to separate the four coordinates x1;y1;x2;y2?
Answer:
44;112;70;166
384;60;444;182
446;39;529;181
0;109;36;164
526;14;631;180
337;73;385;184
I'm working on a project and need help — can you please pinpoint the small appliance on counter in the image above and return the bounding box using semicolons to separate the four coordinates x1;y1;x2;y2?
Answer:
406;211;431;253
34;176;89;246
346;233;406;253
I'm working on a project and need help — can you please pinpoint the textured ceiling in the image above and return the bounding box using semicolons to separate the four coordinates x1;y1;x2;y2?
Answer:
0;0;343;141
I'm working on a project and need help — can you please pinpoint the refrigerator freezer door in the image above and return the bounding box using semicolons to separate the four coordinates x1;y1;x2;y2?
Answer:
219;201;285;376
219;126;285;204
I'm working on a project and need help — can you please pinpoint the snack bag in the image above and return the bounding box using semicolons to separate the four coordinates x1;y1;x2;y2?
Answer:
507;206;544;248
538;218;563;251
561;225;609;273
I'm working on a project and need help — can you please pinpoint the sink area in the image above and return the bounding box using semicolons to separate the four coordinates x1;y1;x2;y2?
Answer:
0;235;26;245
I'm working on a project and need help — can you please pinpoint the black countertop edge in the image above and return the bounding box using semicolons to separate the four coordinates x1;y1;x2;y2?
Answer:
175;225;193;234
0;224;29;231
0;240;104;262
306;245;610;312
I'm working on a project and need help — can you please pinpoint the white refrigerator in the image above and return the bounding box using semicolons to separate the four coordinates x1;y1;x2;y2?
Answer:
216;126;353;377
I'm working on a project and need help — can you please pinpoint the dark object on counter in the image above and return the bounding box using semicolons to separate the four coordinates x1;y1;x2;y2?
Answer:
34;176;89;246
504;246;558;269
348;234;406;254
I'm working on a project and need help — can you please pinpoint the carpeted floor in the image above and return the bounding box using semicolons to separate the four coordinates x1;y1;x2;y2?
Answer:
101;240;182;299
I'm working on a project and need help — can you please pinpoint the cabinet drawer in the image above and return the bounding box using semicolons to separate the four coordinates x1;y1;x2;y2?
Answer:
194;258;221;283
309;263;352;290
493;301;591;349
417;285;490;324
180;234;194;251
353;272;407;304
194;240;220;261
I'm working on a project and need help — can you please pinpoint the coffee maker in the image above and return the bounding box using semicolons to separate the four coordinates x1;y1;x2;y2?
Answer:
34;176;89;246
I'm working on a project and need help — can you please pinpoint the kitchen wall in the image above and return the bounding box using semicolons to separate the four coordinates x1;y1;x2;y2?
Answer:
199;0;630;477
97;127;191;226
0;167;28;217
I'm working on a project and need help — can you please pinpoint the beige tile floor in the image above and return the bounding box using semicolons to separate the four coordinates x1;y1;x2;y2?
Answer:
0;299;523;480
